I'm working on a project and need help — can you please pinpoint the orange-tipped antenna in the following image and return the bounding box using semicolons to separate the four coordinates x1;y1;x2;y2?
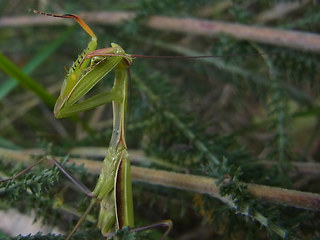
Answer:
33;9;96;38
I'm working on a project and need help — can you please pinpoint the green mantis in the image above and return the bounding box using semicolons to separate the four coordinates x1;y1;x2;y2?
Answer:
31;10;172;240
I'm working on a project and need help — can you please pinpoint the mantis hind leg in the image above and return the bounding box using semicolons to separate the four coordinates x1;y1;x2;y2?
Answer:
65;199;97;240
1;155;98;239
104;220;173;240
1;157;47;183
1;155;95;198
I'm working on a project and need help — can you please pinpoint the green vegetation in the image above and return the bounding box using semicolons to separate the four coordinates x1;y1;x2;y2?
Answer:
0;1;320;239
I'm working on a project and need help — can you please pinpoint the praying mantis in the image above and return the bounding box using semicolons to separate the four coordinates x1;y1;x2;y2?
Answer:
0;9;271;240
0;10;173;240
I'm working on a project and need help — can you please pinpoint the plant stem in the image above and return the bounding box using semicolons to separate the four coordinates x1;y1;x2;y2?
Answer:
1;147;320;212
1;12;320;53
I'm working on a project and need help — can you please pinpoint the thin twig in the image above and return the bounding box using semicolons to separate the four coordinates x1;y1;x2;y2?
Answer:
69;146;320;175
1;147;319;211
0;11;320;53
255;0;310;23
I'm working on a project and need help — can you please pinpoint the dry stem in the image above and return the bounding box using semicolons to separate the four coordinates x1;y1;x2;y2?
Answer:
1;147;319;211
0;11;320;53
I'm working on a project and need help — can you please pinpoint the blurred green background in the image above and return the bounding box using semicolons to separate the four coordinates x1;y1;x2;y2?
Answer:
0;1;320;239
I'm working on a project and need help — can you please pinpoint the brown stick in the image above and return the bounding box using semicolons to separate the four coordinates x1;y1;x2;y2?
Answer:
146;16;320;53
0;11;320;53
1;147;319;211
70;146;320;176
255;0;310;23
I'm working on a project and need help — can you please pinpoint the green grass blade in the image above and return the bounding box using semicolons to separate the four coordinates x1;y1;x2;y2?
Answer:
0;80;17;100
0;52;56;107
0;27;74;101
